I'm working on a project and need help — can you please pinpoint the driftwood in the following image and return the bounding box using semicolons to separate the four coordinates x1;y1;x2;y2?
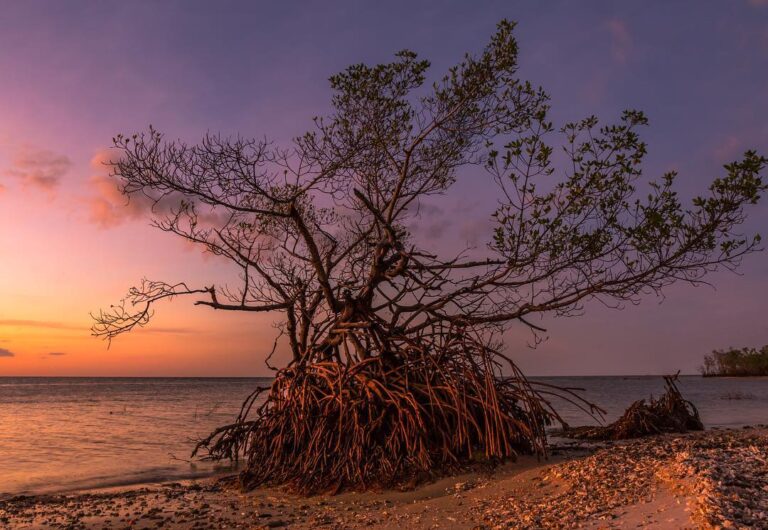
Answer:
561;375;703;441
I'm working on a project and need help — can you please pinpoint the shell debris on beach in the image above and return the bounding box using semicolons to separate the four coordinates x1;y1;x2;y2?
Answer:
478;428;768;529
1;428;767;529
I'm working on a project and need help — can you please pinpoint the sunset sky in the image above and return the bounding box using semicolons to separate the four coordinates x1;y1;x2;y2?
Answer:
1;0;767;376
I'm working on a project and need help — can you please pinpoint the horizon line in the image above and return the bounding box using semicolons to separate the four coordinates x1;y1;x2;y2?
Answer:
0;373;705;378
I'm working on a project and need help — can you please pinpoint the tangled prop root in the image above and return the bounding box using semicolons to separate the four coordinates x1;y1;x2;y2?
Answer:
563;374;704;441
194;339;579;494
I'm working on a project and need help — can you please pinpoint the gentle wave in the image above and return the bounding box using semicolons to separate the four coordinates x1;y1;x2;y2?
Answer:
1;375;766;496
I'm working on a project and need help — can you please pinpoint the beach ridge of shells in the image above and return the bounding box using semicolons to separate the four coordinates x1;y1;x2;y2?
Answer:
479;428;768;529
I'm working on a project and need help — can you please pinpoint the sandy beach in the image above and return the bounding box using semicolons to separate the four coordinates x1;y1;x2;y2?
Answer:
1;427;765;529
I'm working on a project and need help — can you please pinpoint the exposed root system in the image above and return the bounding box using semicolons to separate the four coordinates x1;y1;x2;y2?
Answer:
194;335;597;494
562;375;703;441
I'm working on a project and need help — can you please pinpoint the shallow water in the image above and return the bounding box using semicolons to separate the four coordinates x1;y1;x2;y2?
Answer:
0;375;766;496
0;377;265;496
535;375;768;428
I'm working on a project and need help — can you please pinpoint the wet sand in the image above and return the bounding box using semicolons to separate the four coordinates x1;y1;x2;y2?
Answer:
1;427;766;529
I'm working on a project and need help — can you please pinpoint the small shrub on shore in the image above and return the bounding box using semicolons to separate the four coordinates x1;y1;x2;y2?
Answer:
701;346;768;377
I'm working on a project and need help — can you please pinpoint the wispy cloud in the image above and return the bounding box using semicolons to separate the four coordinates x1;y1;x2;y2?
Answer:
6;147;72;190
0;348;15;357
48;351;67;356
713;135;743;161
85;148;154;228
458;218;495;247
408;200;454;239
0;319;85;331
137;327;195;335
606;18;632;64
84;148;225;230
0;319;192;335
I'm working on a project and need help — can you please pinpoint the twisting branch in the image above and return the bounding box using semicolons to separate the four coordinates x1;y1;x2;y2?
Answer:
91;279;289;344
91;280;209;344
93;19;767;494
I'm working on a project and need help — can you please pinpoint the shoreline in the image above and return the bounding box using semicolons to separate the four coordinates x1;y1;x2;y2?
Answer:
0;468;238;502
5;421;764;501
701;374;768;379
2;427;767;529
4;375;765;503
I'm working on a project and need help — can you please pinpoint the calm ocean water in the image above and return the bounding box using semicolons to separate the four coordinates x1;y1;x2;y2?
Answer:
1;375;766;496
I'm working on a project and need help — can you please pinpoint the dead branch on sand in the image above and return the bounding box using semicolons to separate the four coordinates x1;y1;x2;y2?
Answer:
561;375;704;441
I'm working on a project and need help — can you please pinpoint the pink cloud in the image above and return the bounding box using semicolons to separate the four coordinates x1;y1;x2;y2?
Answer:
85;148;155;228
87;174;154;228
712;125;768;162
713;135;743;161
747;0;768;7
5;147;72;191
581;71;609;105
606;18;632;64
84;148;228;230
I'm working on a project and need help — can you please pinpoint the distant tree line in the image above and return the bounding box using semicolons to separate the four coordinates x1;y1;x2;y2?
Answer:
701;346;768;377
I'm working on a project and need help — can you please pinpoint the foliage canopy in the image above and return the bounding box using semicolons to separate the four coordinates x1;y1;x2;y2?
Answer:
94;20;767;492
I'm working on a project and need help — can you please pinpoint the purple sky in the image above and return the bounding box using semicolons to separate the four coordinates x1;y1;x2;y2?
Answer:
0;1;767;376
